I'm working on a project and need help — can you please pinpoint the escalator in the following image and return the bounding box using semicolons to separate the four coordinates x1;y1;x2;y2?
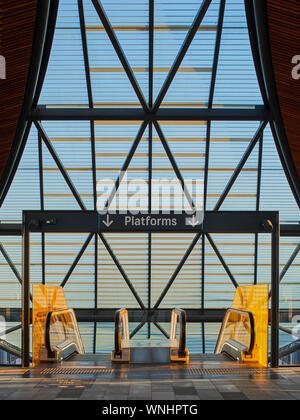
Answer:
111;308;189;364
33;284;266;367
0;338;23;365
111;307;255;364
39;305;256;366
274;326;300;365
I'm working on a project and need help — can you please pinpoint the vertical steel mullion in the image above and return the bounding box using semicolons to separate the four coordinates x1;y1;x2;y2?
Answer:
201;236;205;353
200;0;224;351
201;120;211;354
93;233;98;353
271;214;280;368
254;133;263;284
22;224;30;368
79;0;99;352
148;124;153;338
201;121;210;350
90;121;98;352
147;232;152;339
149;0;154;110
148;0;154;339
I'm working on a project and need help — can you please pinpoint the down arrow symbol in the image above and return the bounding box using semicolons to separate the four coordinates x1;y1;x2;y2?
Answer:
102;215;114;228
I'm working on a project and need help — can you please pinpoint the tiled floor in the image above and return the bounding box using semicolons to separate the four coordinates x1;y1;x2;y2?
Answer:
0;355;300;400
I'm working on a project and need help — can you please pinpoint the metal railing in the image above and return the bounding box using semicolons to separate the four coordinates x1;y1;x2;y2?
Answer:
114;308;129;357
170;308;187;358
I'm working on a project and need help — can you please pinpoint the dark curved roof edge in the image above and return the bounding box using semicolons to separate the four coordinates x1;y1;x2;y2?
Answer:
0;0;59;206
247;0;300;209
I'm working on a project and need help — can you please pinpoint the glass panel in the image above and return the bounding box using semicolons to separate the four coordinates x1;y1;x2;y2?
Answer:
46;308;85;355
231;285;269;366
216;285;268;366
32;285;68;366
215;308;254;354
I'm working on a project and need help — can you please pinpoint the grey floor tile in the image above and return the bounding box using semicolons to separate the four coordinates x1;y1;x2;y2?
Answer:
215;384;240;393
33;391;60;400
151;392;176;400
5;391;40;400
265;390;296;400
80;391;106;400
193;380;216;390
220;392;248;400
196;390;224;400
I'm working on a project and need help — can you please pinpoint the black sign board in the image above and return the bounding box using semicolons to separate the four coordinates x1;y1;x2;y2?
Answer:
99;212;203;232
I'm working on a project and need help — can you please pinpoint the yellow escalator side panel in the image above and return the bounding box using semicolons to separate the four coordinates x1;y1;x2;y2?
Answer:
232;285;269;367
32;285;68;367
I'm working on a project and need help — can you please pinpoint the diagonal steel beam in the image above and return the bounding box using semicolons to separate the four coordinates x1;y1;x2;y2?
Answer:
131;317;170;340
0;243;22;286
280;243;300;283
0;243;33;305
153;120;195;210
130;317;147;339
206;233;239;289
0;324;22;338
78;0;93;108
152;0;212;112
208;0;225;109
34;121;87;211
153;321;170;339
98;232;146;310
214;121;267;211
153;232;202;310
91;0;149;112
104;120;149;210
60;233;94;288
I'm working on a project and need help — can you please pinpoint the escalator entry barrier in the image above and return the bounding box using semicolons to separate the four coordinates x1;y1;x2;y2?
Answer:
215;285;269;366
111;308;189;364
32;285;84;365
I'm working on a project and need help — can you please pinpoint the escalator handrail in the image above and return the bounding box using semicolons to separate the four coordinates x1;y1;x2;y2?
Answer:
215;308;255;355
170;308;187;357
0;338;32;362
45;308;83;359
114;308;129;356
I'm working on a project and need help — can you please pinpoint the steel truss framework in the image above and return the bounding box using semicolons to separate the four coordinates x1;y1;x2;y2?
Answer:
21;210;280;368
0;0;299;367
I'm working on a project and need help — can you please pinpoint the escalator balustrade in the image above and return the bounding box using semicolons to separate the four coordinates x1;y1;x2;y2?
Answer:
40;308;85;363
111;308;189;364
215;308;255;362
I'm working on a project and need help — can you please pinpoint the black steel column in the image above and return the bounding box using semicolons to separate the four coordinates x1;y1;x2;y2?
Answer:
38;133;46;284
254;133;263;285
271;213;280;368
22;224;31;368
